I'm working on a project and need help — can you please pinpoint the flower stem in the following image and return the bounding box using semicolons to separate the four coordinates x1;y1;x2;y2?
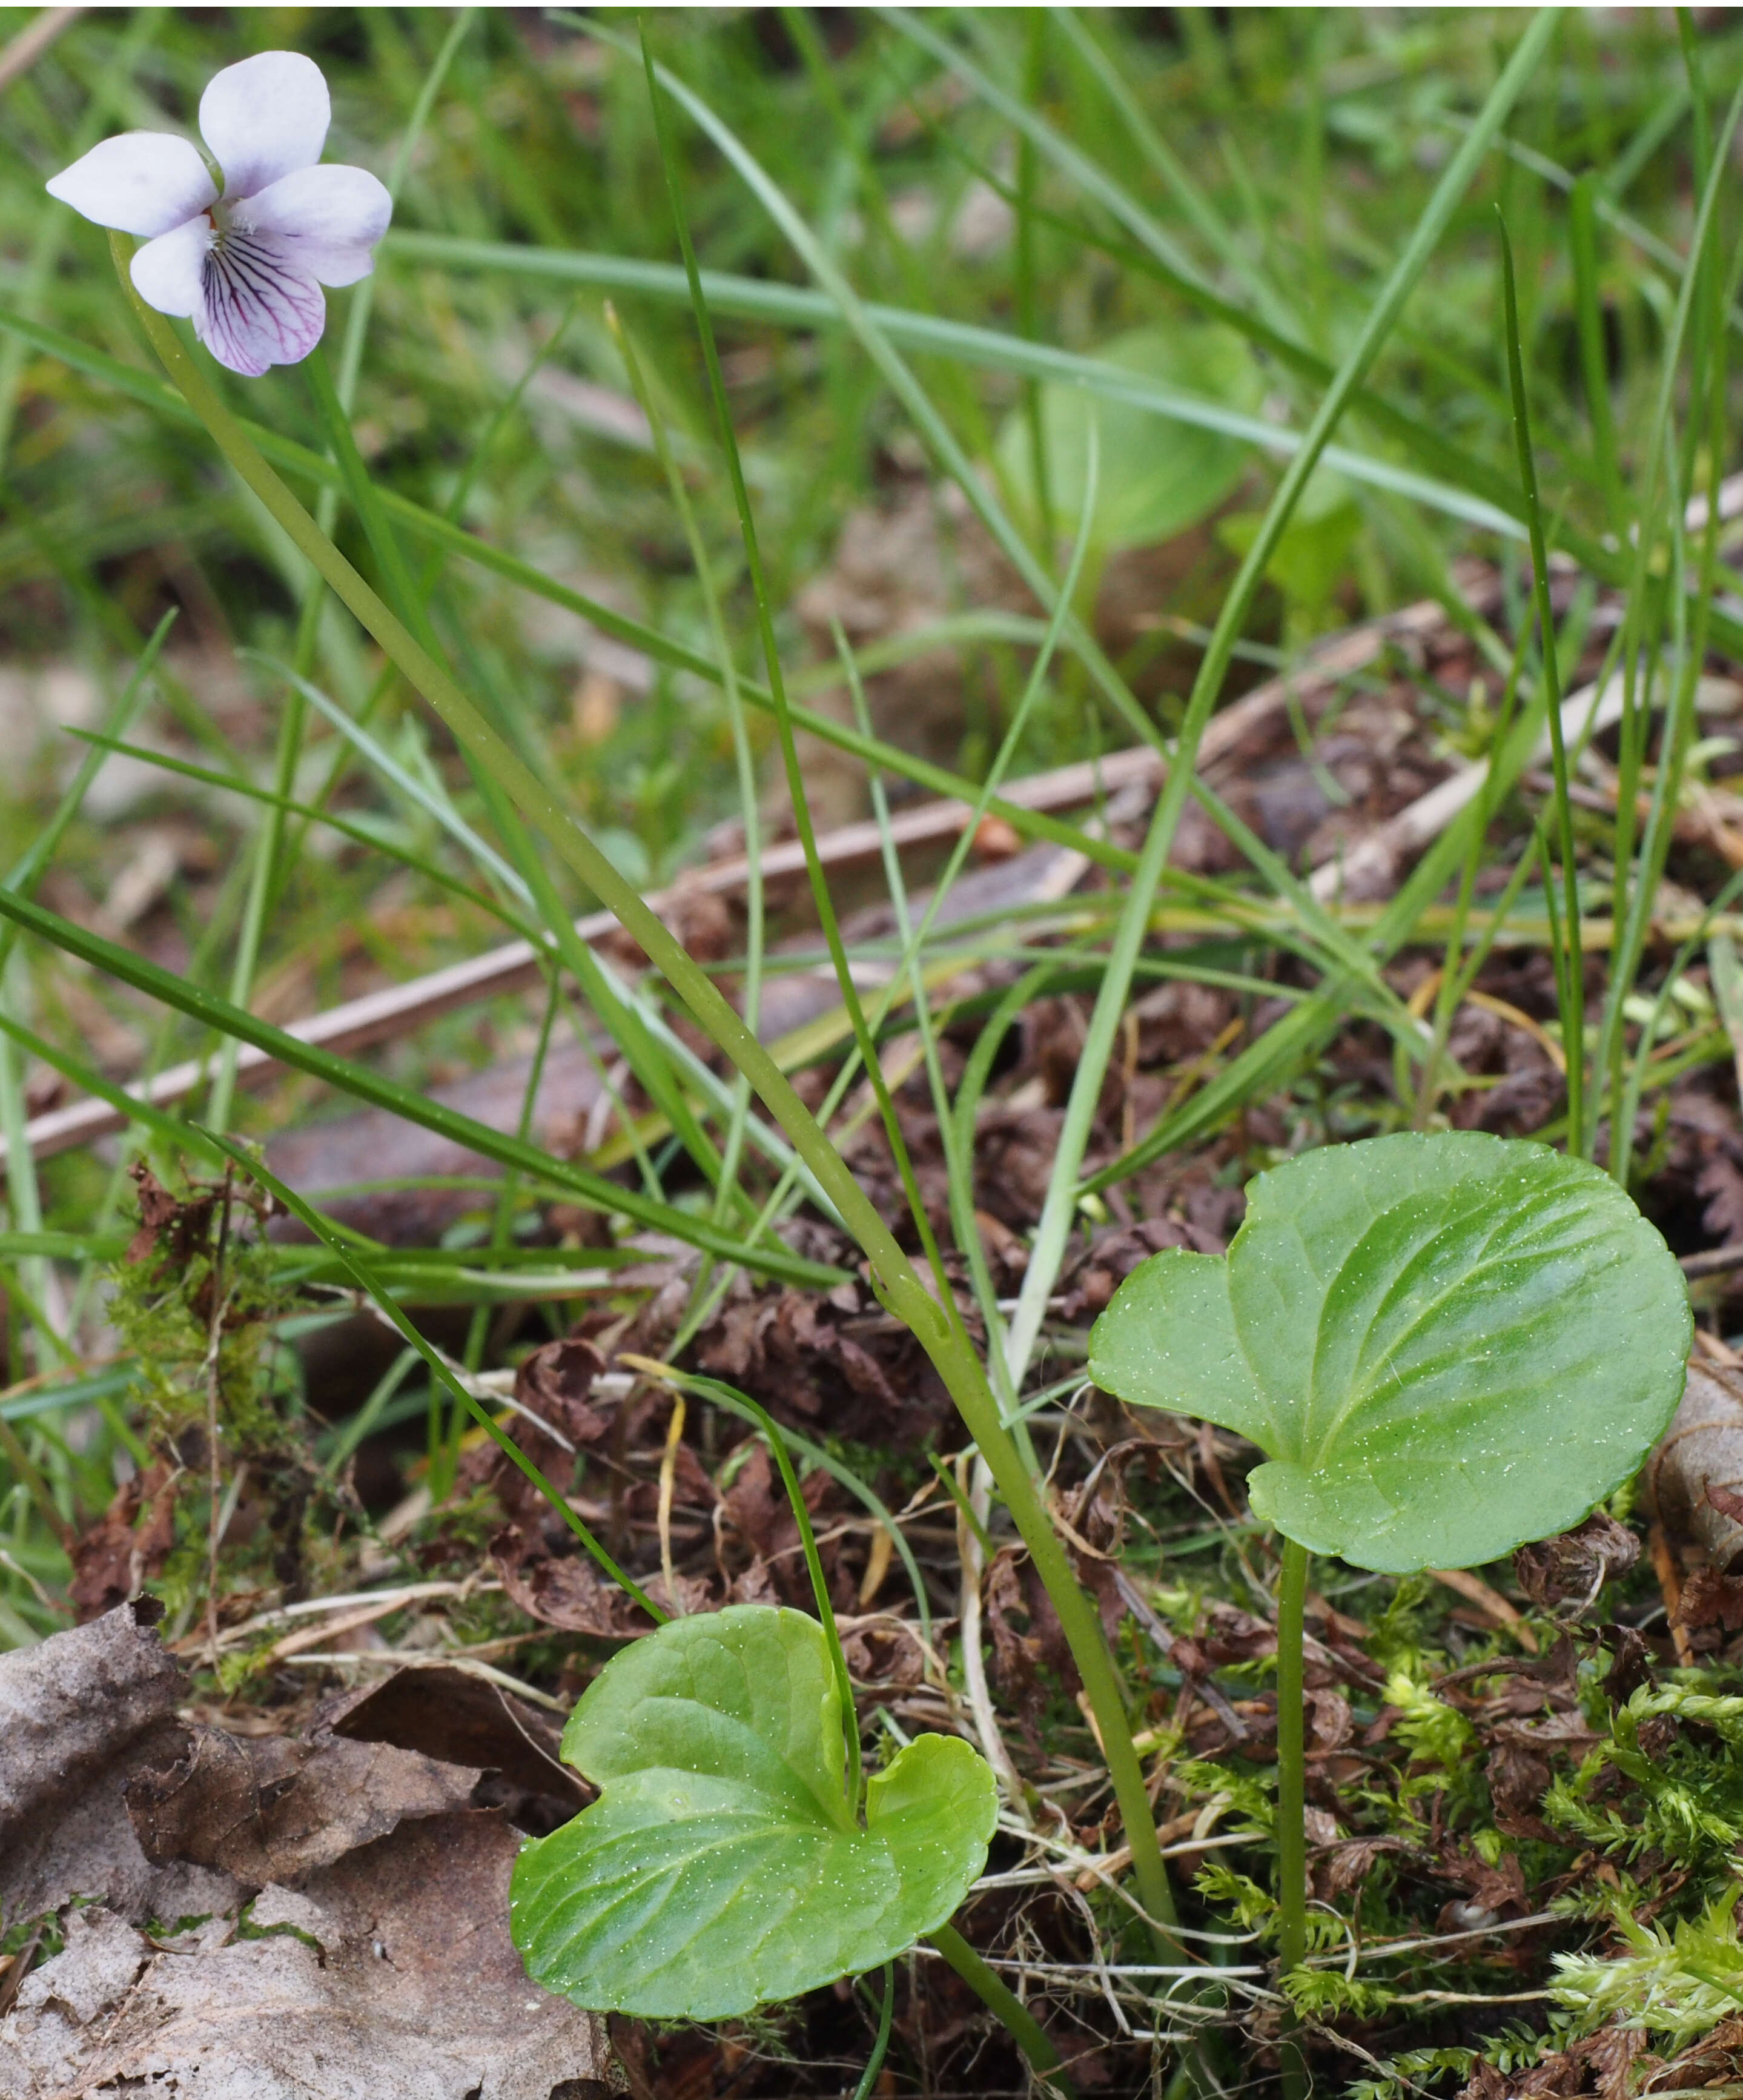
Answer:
109;237;1182;1952
1275;1534;1311;2099
928;1924;1074;2098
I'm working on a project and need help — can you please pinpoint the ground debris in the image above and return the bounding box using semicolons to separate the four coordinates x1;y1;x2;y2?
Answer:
318;1663;584;1813
1644;2014;1743;2092
1513;1513;1642;1615
0;1814;614;2100
1457;2025;1646;2100
67;1458;179;1623
124;1724;483;1882
492;1520;707;1634
0;1598;237;1934
0;1611;613;2097
1648;1357;1743;1574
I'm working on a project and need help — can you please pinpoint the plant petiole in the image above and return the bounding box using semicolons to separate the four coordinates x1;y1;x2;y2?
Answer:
850;1963;896;2100
1274;1533;1311;2099
927;1922;1074;2098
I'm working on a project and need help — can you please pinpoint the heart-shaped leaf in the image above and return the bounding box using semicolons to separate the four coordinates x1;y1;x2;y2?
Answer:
1088;1133;1690;1572
995;322;1261;551
510;1605;997;2018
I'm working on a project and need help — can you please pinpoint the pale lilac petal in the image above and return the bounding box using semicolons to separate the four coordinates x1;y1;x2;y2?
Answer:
130;216;211;317
194;234;325;377
239;227;375;291
278;240;377;289
199;51;329;203
236;164;391;283
45;133;216;237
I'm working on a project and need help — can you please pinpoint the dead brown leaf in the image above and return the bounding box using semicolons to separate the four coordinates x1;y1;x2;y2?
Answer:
1313;1835;1420;1903
1436;1843;1528;1919
515;1335;612;1452
1060;1217;1197;1322
1674;1564;1743;1638
697;1277;936;1446
1513;1512;1641;1615
1644;2013;1743;2093
492;1523;708;1635
67;1459;177;1623
319;1663;584;1812
1458;2023;1645;2100
1487;1740;1555;1841
840;1615;928;1690
1698;1151;1743;1244
123;1160;216;1267
1649;1357;1743;1574
2;1615;612;2094
125;1723;483;1883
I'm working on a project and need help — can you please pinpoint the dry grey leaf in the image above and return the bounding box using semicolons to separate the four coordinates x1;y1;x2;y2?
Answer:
0;1599;240;1933
125;1724;484;1883
0;1597;179;1830
1647;1357;1743;1573
0;1812;615;2099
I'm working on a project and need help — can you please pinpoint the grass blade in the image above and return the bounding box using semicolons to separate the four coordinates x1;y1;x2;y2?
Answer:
0;885;843;1288
1005;12;1559;1389
1498;211;1586;1157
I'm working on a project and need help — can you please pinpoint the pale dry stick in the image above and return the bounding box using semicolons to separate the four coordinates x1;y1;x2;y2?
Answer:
1323;1909;1566;1967
954;1445;1023;1801
176;1575;503;1655
1308;667;1631;904
1426;1565;1538;1651
4;593;1457;1171
656;1390;686;1611
920;1951;1266;1986
0;5;79;95
1310;456;1743;912
1114;1566;1249;1738
1681;1244;1743;1280
1518;735;1743;871
1073;1800;1231;1895
351;1298;579;1448
267;1596;420;1661
275;1646;569;1712
15;551;1719;1170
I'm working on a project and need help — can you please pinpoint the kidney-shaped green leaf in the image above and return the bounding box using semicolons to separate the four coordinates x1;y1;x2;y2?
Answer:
1088;1132;1691;1572
510;1605;997;2018
995;322;1261;551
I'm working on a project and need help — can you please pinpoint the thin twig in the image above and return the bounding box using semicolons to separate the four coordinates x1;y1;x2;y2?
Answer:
657;1390;685;1611
0;6;79;96
4;595;1457;1170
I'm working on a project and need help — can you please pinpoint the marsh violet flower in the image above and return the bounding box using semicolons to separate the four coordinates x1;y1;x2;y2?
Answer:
46;51;390;378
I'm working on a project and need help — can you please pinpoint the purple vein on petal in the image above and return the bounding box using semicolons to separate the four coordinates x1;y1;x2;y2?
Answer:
197;232;324;376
